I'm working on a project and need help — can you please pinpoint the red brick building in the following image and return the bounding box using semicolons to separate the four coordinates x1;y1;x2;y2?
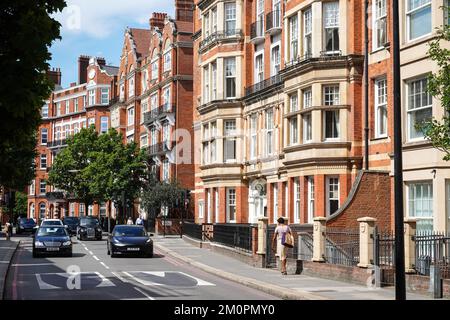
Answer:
27;56;118;223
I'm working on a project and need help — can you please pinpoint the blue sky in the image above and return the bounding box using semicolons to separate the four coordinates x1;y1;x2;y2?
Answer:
50;0;174;88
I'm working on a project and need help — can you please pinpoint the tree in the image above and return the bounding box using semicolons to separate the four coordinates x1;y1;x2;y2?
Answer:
420;17;450;160
48;127;99;209
0;0;66;190
13;191;28;220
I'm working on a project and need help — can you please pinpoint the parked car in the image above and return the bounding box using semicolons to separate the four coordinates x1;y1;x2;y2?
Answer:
107;225;153;258
16;218;37;234
77;216;102;240
62;217;79;236
32;226;72;258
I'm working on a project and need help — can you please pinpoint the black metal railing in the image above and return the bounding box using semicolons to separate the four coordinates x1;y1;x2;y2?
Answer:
47;139;68;148
414;231;450;279
213;223;255;253
245;74;282;97
325;227;360;266
143;104;176;125
250;19;264;40
374;229;395;286
182;221;203;241
285;53;313;68
199;29;243;50
266;10;282;32
148;141;171;156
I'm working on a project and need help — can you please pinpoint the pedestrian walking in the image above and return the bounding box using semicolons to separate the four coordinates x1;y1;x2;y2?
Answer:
135;215;144;226
127;217;133;225
271;217;293;275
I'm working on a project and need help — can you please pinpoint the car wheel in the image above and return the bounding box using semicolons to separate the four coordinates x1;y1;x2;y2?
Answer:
67;251;73;258
111;252;117;258
146;251;153;258
32;251;39;258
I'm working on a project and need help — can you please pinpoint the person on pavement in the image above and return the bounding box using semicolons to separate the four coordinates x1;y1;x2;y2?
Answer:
135;215;143;226
271;217;292;275
127;217;133;225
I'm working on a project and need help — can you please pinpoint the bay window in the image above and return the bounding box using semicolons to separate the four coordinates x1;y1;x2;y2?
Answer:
407;78;432;140
255;53;264;84
212;62;217;100
323;2;340;54
203;66;210;103
225;2;236;36
266;110;274;155
304;8;312;57
303;112;312;143
408;182;433;231
289;15;298;62
225;57;236;98
289;116;298;145
271;44;281;76
224;120;237;162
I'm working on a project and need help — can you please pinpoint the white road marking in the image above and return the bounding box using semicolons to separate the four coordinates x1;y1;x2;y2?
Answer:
100;262;110;269
84;247;89;251
123;271;215;287
177;272;215;286
12;263;53;267
0;261;10;264
133;286;155;300
89;251;94;255
35;274;61;290
35;272;115;290
93;255;100;261
94;271;114;287
112;272;129;283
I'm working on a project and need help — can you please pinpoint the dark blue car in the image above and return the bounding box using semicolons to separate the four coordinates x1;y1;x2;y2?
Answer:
16;218;36;234
107;225;153;258
33;226;72;258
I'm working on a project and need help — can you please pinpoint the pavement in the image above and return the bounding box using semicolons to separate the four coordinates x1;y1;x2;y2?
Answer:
2;233;278;300
153;236;434;300
0;238;19;299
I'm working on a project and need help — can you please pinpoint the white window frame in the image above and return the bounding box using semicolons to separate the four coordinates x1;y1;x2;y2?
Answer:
162;85;171;110
42;104;49;118
290;92;299;112
273;183;278;224
211;62;217;100
74;98;79;112
101;88;109;105
226;188;236;223
127;107;135;126
198;200;205;219
224;2;237;35
162;159;170;181
163;50;172;72
225;57;236;99
129;78;135;97
307;177;314;223
255;52;264;84
303;8;312;57
29;180;35;196
215;189;219;222
224;120;237;162
407;181;433;230
270;43;281;76
326;176;339;216
203;65;210;104
294;178;301;223
407;77;432;141
372;0;387;50
65;100;70;114
40;154;47;170
140;134;148;148
88;89;95;106
100;116;108;133
39;180;46;195
266;110;274;156
406;0;432;42
289;14;299;62
375;78;388;138
323;1;340;54
303;112;312;143
41;128;48;145
323;110;340;141
250;114;257;159
289;116;298;146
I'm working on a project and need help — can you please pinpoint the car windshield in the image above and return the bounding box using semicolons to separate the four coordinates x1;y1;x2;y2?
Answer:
37;227;68;237
42;220;62;226
113;227;146;237
80;218;99;226
20;218;35;224
64;218;79;225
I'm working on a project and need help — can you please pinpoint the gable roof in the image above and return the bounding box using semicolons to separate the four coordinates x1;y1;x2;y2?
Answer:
129;28;151;59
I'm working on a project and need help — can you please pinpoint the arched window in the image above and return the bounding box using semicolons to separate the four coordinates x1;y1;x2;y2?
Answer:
163;40;172;72
29;203;35;219
39;203;46;219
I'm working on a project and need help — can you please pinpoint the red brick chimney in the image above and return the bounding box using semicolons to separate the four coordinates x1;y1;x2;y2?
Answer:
175;0;194;22
96;57;106;66
46;67;62;86
78;55;90;84
150;12;167;30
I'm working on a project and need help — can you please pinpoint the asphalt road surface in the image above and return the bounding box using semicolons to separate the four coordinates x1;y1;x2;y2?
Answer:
4;235;278;300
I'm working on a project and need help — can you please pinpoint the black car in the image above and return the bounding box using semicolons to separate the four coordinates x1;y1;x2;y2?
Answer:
62;217;79;236
16;218;37;234
32;226;72;257
107;225;153;258
76;216;102;240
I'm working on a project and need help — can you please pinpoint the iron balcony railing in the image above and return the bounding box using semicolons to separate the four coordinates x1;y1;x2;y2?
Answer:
250;19;265;41
245;74;282;97
143;104;176;125
47;138;68;148
199;29;243;51
266;10;282;32
148;141;171;156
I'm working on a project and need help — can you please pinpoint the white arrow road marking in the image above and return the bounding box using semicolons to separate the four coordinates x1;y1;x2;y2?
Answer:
122;271;215;287
36;274;61;290
35;272;115;290
112;272;128;283
94;272;114;288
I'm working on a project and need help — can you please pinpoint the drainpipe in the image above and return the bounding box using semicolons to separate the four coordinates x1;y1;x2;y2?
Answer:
364;0;369;170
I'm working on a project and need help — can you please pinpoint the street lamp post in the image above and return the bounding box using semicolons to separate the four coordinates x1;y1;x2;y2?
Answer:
392;0;406;300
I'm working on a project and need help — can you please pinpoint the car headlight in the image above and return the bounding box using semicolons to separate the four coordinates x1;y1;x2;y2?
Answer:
146;239;152;243
62;241;71;246
97;227;102;232
35;241;44;247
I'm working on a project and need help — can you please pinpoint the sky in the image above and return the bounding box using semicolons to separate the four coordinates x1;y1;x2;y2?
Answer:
50;0;174;88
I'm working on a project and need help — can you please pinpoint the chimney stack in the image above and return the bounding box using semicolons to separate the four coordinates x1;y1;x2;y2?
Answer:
175;0;194;22
96;57;106;66
46;67;62;86
78;55;90;84
149;12;167;30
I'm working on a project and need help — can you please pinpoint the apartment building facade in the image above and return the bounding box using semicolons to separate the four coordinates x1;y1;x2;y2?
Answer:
111;1;195;219
27;56;118;222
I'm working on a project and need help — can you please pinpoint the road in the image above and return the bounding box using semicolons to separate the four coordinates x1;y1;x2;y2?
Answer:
4;234;278;300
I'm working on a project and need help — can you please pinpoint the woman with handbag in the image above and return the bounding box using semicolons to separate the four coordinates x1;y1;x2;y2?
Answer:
271;217;294;275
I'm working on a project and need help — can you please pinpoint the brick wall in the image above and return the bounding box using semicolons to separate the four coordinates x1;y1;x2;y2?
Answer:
327;170;391;231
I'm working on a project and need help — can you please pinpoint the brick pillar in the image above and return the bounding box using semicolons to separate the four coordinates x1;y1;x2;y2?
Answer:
312;217;326;262
252;226;258;254
315;175;325;217
404;218;417;273
357;217;377;268
218;187;226;223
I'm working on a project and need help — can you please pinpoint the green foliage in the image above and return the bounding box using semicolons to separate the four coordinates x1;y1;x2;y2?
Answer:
13;191;28;220
140;176;186;216
419;20;450;160
0;0;66;190
48;127;147;208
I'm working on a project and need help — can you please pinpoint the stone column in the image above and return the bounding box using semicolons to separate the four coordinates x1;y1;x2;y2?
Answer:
312;217;326;262
357;217;377;268
257;217;269;255
404;218;417;273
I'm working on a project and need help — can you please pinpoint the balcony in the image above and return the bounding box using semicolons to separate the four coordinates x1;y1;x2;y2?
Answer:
244;74;282;98
47;139;68;149
143;104;176;126
265;10;282;35
199;29;243;53
148;141;172;156
250;19;265;44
